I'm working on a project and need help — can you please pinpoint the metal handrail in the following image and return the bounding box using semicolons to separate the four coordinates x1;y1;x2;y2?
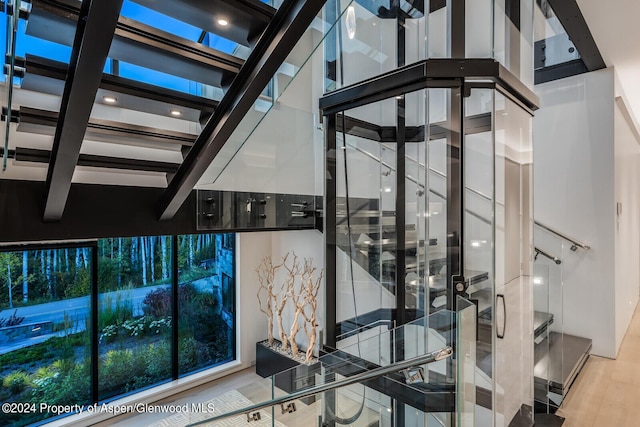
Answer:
534;221;590;251
186;346;454;426
535;247;562;265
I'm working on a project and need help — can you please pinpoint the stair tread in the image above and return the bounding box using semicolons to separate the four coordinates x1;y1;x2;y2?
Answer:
534;332;592;394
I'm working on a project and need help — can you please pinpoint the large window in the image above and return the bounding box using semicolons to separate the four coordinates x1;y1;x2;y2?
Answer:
0;245;92;427
97;237;173;401
178;234;235;376
0;233;235;426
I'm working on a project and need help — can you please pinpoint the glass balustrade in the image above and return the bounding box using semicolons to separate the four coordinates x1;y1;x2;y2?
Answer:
188;310;461;427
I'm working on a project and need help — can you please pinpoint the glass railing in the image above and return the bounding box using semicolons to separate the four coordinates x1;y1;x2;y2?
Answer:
534;0;581;71
187;347;453;426
196;0;354;192
185;308;473;426
533;222;592;414
533;223;565;413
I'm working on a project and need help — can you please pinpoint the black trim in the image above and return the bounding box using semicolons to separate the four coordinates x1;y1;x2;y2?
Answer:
547;0;606;71
0;180;316;243
43;0;124;222
447;87;463;311
325;114;337;348
19;106;197;148
23;54;218;120
90;241;99;404
320;59;539;115
128;0;276;47
336;112;492;143
451;0;465;57
159;0;329;220
13;147;180;174
171;235;179;379
535;58;589;85
28;0;244;88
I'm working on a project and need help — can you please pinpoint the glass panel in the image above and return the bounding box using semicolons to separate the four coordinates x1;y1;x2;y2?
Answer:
463;89;494;420
534;1;581;70
331;0;429;90
196;0;350;191
178;233;235;376
493;91;534;426
0;246;91;427
97;237;172;401
404;90;428;316
334;97;397;342
457;296;477;427
466;0;493;58
533;226;564;413
426;88;450;314
428;1;449;58
494;0;535;88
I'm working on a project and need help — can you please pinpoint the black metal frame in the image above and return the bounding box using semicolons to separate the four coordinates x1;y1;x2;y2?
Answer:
0;232;238;418
43;0;124;222
324;114;337;348
22;54;218;120
19;106;197;149
320;57;538;344
159;0;329;221
546;0;606;71
319;59;539;115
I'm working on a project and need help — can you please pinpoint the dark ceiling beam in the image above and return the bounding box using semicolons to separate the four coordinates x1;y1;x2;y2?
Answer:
158;0;327;220
43;0;124;222
129;0;276;47
19;106;197;149
546;0;606;71
7;147;180;173
535;58;588;85
23;55;218;117
28;0;244;88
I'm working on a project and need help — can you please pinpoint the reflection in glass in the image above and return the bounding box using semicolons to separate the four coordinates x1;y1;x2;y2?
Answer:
178;233;235;376
0;247;91;426
97;236;172;401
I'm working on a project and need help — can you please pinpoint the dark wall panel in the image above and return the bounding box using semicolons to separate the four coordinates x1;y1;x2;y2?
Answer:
0;180;197;243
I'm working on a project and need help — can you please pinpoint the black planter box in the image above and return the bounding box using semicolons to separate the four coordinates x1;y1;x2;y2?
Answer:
255;340;320;405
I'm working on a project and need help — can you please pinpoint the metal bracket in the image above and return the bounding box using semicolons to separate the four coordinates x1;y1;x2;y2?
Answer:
247;411;261;422
1;107;19;123
280;402;297;414
452;274;469;295
402;366;426;384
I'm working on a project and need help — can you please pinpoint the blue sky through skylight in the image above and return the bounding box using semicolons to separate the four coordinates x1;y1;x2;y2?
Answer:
2;2;245;94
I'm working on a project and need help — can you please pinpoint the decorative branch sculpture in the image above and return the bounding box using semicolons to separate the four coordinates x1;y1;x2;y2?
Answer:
274;252;297;351
256;255;285;346
257;252;322;363
300;258;323;363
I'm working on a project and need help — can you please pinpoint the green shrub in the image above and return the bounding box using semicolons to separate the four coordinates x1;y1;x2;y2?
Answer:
3;371;31;394
99;343;172;395
98;290;133;330
30;359;91;407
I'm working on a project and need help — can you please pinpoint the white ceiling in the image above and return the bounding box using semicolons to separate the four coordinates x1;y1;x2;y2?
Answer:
576;0;640;123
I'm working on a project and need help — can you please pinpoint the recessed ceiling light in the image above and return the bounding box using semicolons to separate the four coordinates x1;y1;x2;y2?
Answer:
217;18;229;26
103;95;117;104
170;109;182;117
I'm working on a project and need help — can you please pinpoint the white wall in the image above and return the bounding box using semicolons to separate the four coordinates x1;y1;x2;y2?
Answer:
237;230;325;359
613;87;640;351
534;68;617;357
534;67;640;358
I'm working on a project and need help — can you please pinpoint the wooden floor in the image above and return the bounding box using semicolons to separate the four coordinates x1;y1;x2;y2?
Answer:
557;305;640;427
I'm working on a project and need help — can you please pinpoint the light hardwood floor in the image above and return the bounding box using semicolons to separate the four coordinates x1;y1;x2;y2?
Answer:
557;305;640;427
